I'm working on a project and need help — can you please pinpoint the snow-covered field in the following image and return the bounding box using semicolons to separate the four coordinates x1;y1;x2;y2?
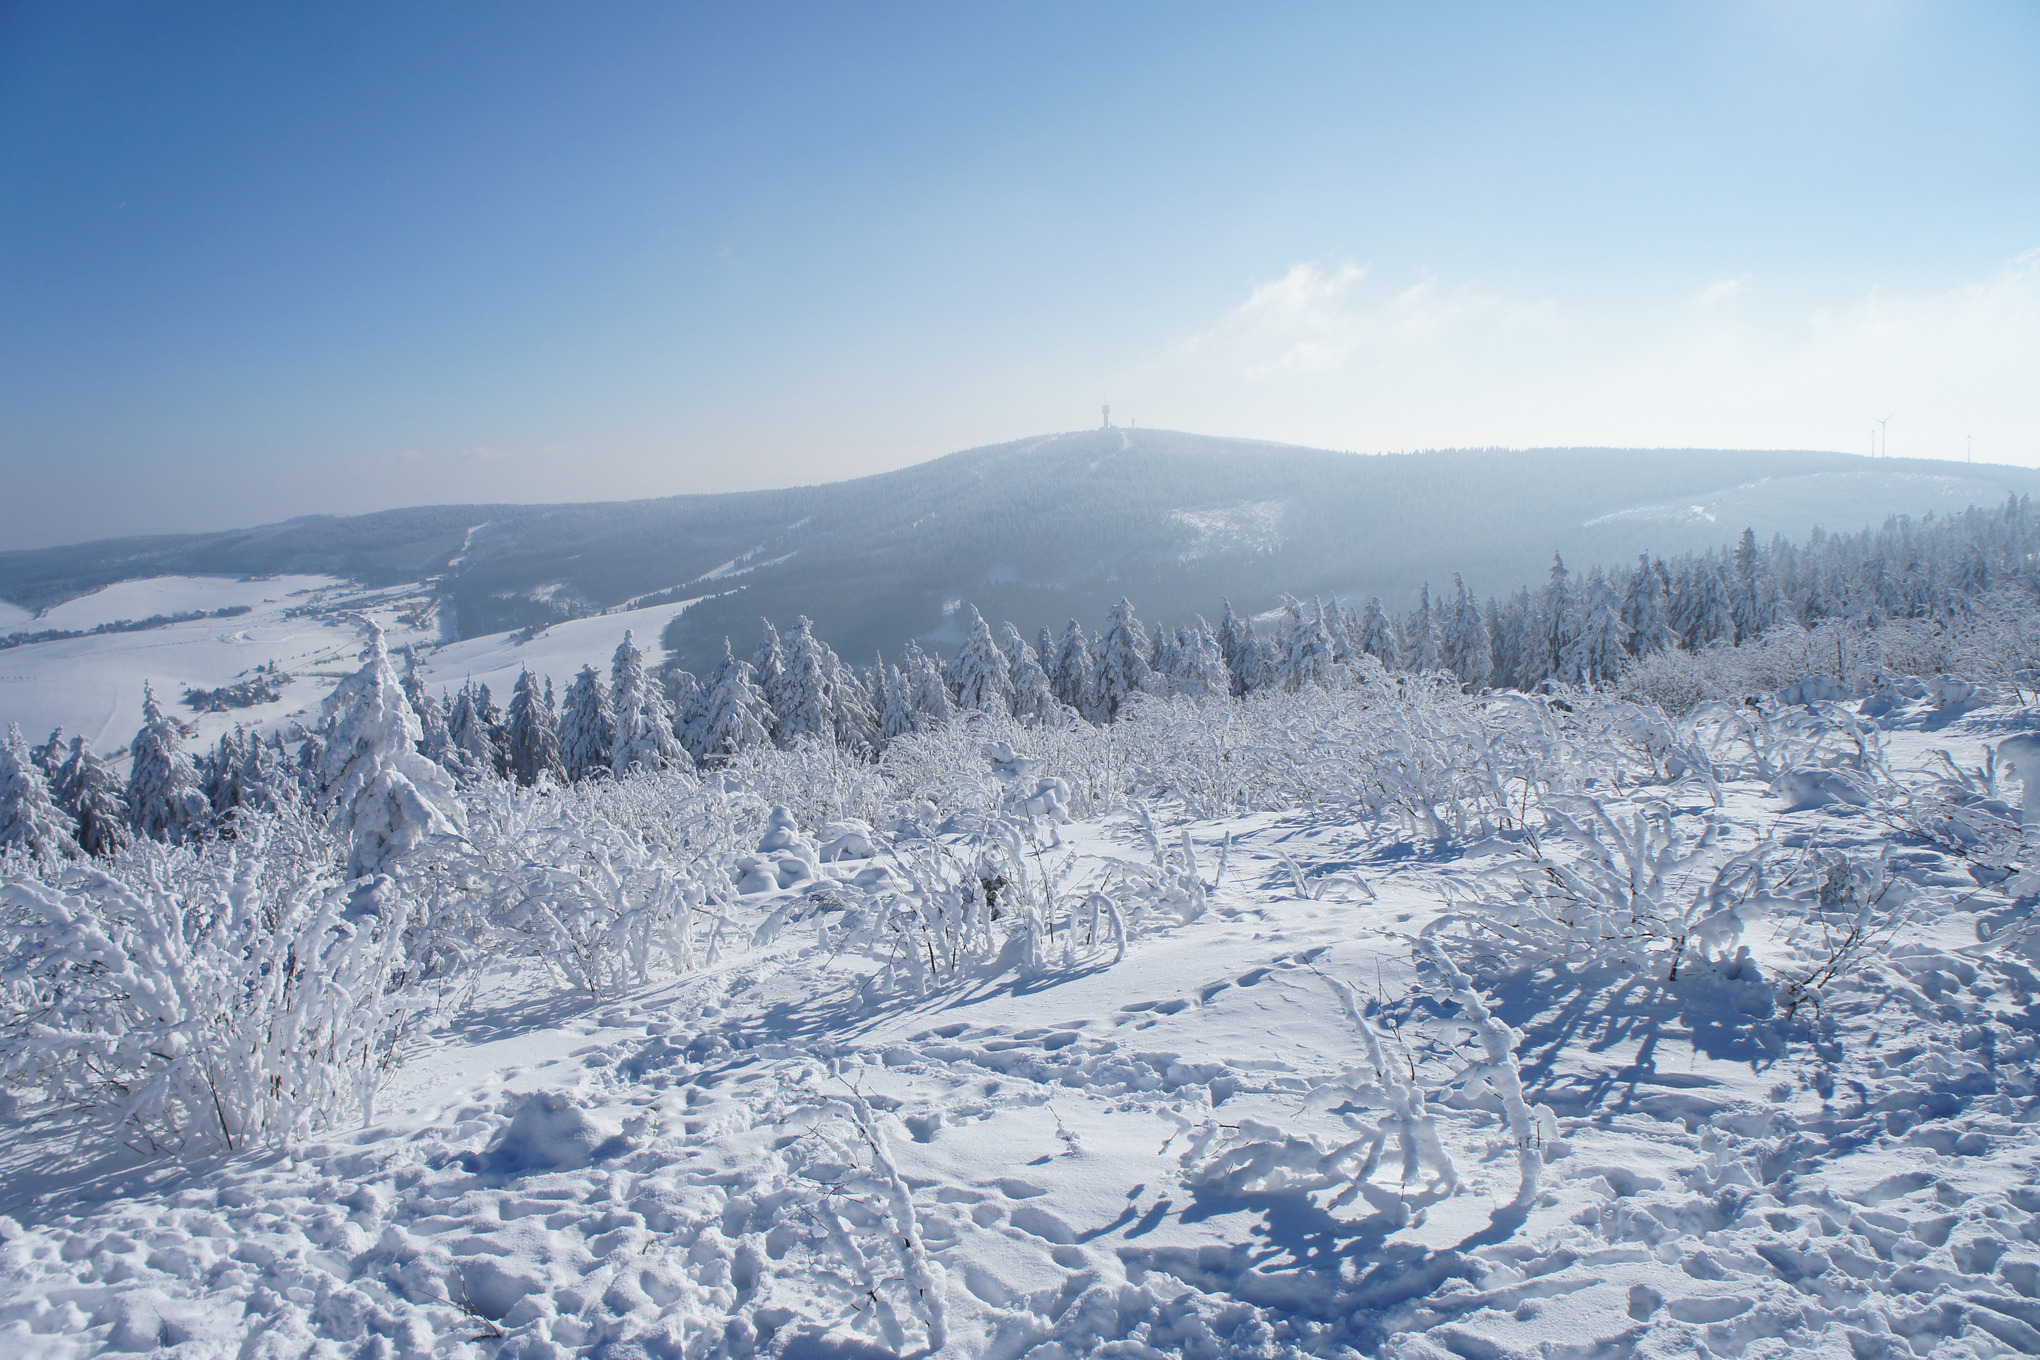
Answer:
417;598;710;704
0;577;437;758
6;686;2040;1358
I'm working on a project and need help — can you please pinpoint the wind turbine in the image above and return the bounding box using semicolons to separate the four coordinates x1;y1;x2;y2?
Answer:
1873;415;1891;459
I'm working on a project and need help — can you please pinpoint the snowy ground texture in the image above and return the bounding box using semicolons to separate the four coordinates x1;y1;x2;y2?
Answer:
8;697;2040;1358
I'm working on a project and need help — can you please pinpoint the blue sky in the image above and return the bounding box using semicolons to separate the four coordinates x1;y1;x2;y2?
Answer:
2;2;2036;547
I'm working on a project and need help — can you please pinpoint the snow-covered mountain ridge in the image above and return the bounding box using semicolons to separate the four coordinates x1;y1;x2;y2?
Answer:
6;432;2033;674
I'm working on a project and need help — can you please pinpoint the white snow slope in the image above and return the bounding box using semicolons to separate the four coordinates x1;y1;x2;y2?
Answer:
6;700;2040;1358
0;576;702;765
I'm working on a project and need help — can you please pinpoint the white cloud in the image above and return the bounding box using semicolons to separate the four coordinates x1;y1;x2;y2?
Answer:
1127;250;2040;466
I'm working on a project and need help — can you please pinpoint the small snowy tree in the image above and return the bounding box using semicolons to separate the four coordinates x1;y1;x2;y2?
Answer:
1216;601;1262;697
1562;570;1630;685
827;647;879;755
611;630;689;777
506;668;567;787
0;723;80;865
754;620;790;744
1002;622;1061;723
30;726;66;783
878;660;920;743
1619;555;1678;657
903;641;955;725
1175;617;1231;699
53;737;130;858
1093;598;1157;721
1441;575;1494;691
776;617;835;746
947;604;1012;714
1407;585;1445;673
1049;621;1097;718
126;683;212;845
317;622;466;878
1354;597;1402;671
558;665;618;783
689;641;774;765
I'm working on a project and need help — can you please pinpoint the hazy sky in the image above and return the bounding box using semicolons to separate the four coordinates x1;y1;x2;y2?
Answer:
2;2;2036;548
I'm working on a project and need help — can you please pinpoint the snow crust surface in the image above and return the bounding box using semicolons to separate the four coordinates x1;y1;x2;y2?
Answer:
6;704;2040;1358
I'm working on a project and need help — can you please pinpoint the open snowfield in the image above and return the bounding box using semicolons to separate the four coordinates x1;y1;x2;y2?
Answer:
0;574;712;768
0;577;438;758
415;599;711;705
6;693;2040;1359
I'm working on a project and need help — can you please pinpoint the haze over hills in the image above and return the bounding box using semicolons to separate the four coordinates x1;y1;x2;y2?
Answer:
5;429;2036;673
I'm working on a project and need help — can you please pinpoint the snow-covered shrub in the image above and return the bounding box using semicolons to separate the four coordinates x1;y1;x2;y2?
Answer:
0;826;411;1151
1443;797;1782;981
411;776;729;996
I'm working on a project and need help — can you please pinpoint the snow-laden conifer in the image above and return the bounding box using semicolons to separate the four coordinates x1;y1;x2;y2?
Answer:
1619;555;1678;657
775;618;834;746
611;630;688;777
1175;618;1231;699
1441;575;1494;691
878;660;920;743
506;668;567;786
30;726;66;783
1093;599;1157;720
1354;597;1402;671
947;605;1012;714
1002;623;1061;723
689;640;773;765
1049;622;1097;718
558;665;617;782
902;641;955;725
827;647;879;755
1563;570;1630;685
0;722;80;865
1275;597;1339;692
316;622;466;878
126;683;212;845
53;736;130;857
754;620;789;744
1407;585;1445;673
1216;601;1261;697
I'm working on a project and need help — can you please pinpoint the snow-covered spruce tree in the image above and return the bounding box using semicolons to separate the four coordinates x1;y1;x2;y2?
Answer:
126;683;212;845
1175;618;1231;699
1619;555;1678;657
689;640;774;765
401;654;456;770
505;668;567;787
1216;601;1261;697
1049;621;1097;718
659;659;700;733
445;681;501;785
775;617;834;746
1270;596;1327;692
317;622;466;878
0;723;81;865
558;664;618;783
1442;575;1493;691
611;629;688;777
948;604;1013;714
903;640;955;725
1674;559;1735;651
1407;584;1446;673
753;619;789;745
1002;622;1061;723
1563;569;1630;685
1093;598;1157;720
1354;596;1402;671
827;647;879;755
878;660;920;743
1149;627;1184;693
53;736;130;858
30;726;66;783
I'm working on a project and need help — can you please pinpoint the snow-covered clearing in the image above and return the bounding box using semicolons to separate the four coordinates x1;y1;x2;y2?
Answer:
0;577;436;758
418;599;708;704
7;683;2040;1358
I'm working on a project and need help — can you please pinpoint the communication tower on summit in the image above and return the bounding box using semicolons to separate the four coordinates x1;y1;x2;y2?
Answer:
1101;403;1111;429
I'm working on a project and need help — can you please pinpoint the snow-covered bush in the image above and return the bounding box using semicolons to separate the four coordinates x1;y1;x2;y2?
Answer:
0;827;411;1151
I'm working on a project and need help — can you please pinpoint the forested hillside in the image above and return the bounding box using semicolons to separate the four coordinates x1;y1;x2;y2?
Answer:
4;431;2034;676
